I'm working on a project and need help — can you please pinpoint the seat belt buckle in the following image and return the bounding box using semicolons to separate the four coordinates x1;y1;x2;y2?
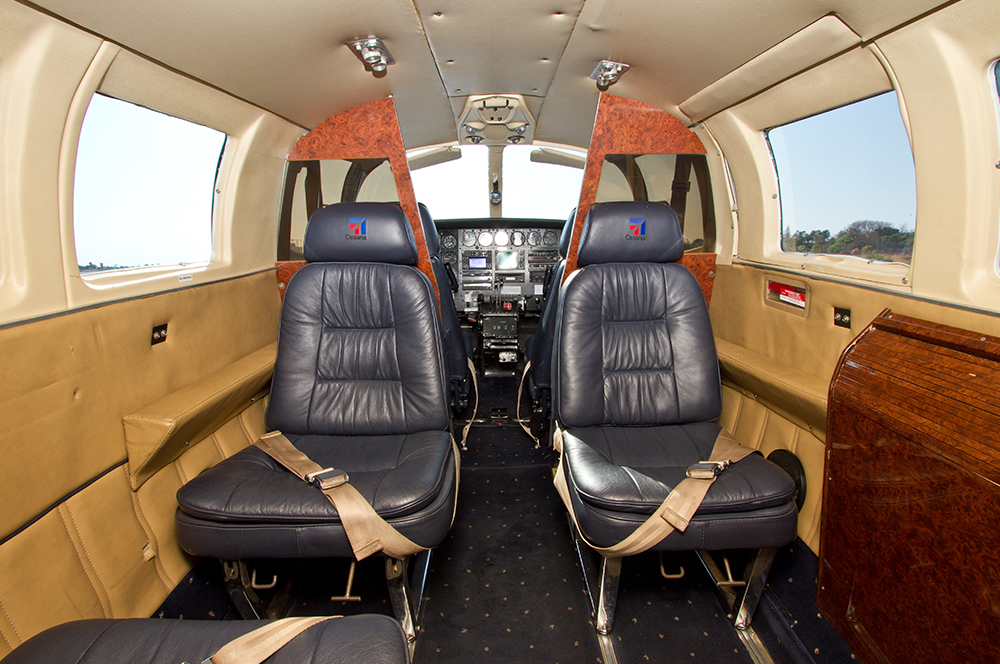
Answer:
306;467;349;490
686;460;729;479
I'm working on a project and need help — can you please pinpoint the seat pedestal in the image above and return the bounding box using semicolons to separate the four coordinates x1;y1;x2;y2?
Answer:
221;553;428;659
570;515;778;636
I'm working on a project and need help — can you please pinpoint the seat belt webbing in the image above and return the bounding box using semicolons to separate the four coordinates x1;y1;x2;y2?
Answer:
670;155;693;234
553;427;752;557
516;361;539;446
254;432;459;560
458;357;478;450
207;616;337;664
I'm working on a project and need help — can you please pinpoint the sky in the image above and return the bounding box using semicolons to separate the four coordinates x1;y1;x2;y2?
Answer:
766;91;917;236
73;94;225;268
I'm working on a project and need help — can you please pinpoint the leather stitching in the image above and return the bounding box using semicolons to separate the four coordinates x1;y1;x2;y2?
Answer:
0;595;20;647
59;505;112;619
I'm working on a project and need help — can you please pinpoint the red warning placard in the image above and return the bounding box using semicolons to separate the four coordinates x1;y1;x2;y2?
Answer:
768;281;806;308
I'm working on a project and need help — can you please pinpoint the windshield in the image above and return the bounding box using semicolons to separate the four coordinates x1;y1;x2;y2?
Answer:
409;144;584;219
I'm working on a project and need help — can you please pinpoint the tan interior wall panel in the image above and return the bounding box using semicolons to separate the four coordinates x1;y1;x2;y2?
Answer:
0;271;279;541
0;271;279;654
0;397;269;657
720;384;824;554
713;261;1000;555
135;399;267;588
0;511;109;658
61;467;168;619
712;264;1000;384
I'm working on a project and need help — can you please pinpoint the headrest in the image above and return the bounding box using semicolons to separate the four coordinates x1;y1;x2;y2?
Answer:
558;208;576;259
304;202;419;265
576;201;684;266
417;202;440;257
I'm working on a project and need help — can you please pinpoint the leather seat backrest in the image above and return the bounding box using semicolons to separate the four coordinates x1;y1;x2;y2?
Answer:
418;202;469;383
554;201;720;428
527;209;575;386
267;202;450;435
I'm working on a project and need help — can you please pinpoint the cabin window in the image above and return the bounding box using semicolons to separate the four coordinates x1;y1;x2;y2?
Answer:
277;158;397;261
410;145;490;219
767;92;916;265
499;145;584;219
597;154;715;252
73;93;226;273
408;144;584;220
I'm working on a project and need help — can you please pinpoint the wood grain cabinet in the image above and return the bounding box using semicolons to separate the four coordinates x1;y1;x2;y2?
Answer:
820;310;1000;664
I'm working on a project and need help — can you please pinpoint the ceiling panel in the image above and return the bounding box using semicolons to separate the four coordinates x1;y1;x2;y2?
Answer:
29;0;456;147
414;0;586;100
537;0;953;147
28;0;959;150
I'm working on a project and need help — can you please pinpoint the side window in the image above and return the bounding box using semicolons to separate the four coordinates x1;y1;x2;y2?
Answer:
74;93;226;273
597;154;715;251
767;91;916;264
277;158;395;260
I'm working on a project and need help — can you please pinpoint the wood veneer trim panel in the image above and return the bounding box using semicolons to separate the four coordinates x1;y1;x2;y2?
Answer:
820;309;1000;663
678;253;716;307
287;98;439;307
563;93;707;282
275;261;306;301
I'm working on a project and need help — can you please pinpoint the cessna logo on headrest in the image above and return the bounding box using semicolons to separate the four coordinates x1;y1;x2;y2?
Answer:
346;217;368;240
626;218;646;241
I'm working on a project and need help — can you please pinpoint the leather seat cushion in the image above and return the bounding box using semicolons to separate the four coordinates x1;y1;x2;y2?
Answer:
177;431;453;524
2;616;408;664
562;422;796;515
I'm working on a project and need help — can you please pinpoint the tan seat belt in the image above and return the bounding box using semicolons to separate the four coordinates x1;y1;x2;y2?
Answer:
516;360;540;446
458;357;478;451
207;616;338;664
553;426;752;557
254;431;460;561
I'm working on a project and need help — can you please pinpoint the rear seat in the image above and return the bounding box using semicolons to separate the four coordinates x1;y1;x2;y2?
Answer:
0;615;408;664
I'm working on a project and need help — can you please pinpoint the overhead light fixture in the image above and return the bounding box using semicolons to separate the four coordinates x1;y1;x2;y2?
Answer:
347;37;395;74
455;95;535;145
590;60;630;88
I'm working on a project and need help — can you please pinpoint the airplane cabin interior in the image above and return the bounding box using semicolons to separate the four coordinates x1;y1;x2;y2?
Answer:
0;1;998;663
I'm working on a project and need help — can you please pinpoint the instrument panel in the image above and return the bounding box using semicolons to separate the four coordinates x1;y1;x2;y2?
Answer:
436;219;565;313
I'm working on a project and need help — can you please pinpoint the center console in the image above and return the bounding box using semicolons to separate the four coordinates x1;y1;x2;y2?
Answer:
436;219;564;376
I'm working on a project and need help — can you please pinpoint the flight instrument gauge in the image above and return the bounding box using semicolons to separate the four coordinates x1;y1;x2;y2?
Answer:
543;230;559;246
527;231;541;246
478;232;493;246
511;231;525;246
441;233;458;250
442;251;457;264
462;230;478;247
494;230;509;246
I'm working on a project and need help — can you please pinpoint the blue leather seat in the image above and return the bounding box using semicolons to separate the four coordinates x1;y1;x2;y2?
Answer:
2;615;409;664
553;201;798;634
175;203;457;641
418;203;474;415
520;210;574;440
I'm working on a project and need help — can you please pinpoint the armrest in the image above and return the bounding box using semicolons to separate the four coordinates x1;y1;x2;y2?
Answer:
715;338;829;436
124;342;276;489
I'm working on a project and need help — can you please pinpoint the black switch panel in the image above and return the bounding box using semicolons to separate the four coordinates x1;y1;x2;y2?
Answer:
151;323;168;345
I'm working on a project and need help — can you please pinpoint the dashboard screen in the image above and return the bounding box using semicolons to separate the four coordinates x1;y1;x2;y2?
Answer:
496;251;519;270
468;257;488;269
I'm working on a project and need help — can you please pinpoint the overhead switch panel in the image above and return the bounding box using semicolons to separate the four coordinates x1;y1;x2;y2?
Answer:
457;94;535;146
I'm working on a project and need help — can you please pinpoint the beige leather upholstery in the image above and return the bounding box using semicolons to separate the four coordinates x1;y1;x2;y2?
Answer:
0;271;279;657
124;343;276;489
718;385;825;554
